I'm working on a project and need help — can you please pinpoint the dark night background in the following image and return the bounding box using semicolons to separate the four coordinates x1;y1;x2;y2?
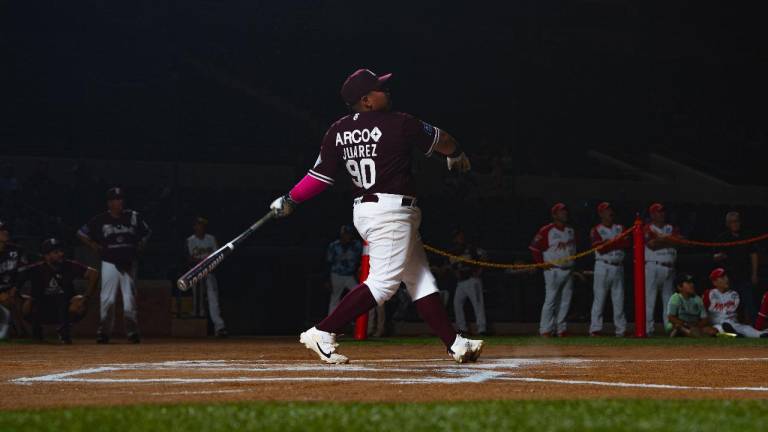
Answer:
1;1;767;334
2;1;767;181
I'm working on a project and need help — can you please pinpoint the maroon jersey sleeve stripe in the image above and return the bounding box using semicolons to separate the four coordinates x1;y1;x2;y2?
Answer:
308;170;335;185
424;128;441;157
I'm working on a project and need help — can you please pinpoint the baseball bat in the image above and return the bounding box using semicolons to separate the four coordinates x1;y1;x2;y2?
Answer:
177;211;275;292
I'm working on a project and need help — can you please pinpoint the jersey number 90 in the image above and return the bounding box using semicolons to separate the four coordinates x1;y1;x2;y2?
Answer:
346;158;376;189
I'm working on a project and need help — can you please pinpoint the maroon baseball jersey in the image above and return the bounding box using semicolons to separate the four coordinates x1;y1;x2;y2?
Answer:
307;111;440;198
78;210;152;266
18;260;89;298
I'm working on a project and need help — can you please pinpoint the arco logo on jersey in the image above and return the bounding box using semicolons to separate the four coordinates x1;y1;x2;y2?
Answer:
335;127;382;146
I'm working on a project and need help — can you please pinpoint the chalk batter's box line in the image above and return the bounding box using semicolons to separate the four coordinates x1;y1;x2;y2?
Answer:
10;358;768;392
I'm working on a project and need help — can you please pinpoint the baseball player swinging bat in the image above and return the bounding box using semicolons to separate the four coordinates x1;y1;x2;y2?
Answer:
177;211;274;291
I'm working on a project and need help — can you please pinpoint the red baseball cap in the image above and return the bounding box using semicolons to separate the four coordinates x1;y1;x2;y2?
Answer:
649;203;665;214
597;202;612;213
709;268;727;281
341;69;393;106
551;203;567;214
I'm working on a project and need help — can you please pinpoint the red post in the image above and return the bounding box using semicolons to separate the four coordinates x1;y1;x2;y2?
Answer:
633;215;647;338
354;241;370;340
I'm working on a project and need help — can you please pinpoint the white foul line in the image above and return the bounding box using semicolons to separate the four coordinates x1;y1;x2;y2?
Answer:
497;376;768;393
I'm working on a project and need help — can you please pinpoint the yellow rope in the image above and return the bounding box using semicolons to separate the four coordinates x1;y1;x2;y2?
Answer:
423;228;634;270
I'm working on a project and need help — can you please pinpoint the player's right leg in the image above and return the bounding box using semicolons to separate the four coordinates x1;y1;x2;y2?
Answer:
470;278;487;334
540;269;558;335
610;268;627;336
453;280;469;333
644;264;659;335
554;271;573;336
119;267;140;343
660;269;675;331
590;264;608;334
729;322;768;338
97;261;120;343
206;275;226;335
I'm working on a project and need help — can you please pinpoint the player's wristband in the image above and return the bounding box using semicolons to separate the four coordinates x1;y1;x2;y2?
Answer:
447;145;464;159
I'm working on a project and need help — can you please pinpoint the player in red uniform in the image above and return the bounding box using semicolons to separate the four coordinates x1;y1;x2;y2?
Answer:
270;69;482;364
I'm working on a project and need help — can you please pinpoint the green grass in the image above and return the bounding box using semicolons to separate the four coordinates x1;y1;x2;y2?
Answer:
2;400;767;432
345;335;768;347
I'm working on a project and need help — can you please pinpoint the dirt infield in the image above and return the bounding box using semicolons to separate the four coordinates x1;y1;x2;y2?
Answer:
2;338;767;410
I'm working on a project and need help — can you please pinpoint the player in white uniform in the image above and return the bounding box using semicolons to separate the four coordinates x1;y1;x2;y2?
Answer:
589;202;629;337
643;203;681;335
704;268;767;338
529;203;577;337
186;217;227;337
269;69;482;364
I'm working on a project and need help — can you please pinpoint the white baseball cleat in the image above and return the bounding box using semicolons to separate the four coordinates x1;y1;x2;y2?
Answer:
449;334;484;364
299;327;349;364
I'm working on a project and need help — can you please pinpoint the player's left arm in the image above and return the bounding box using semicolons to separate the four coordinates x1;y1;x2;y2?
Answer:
432;129;471;173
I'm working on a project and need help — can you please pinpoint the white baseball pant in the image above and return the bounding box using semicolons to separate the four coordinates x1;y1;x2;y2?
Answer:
352;194;439;305
99;261;139;337
590;261;627;335
714;321;768;338
193;275;226;332
454;276;486;333
645;262;675;335
329;273;358;314
540;268;573;335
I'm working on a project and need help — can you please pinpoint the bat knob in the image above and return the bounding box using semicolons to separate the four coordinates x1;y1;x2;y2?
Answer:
177;279;188;292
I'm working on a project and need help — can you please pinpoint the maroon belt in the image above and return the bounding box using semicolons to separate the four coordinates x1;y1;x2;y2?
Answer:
359;194;416;207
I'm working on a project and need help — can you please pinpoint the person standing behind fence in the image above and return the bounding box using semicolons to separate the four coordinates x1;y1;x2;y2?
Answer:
449;228;487;336
589;202;630;337
186;217;228;337
78;187;151;344
713;211;760;323
644;203;682;335
326;225;362;314
530;203;577;337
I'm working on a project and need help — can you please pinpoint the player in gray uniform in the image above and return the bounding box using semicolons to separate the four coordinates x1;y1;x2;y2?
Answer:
78;188;151;344
270;69;482;364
